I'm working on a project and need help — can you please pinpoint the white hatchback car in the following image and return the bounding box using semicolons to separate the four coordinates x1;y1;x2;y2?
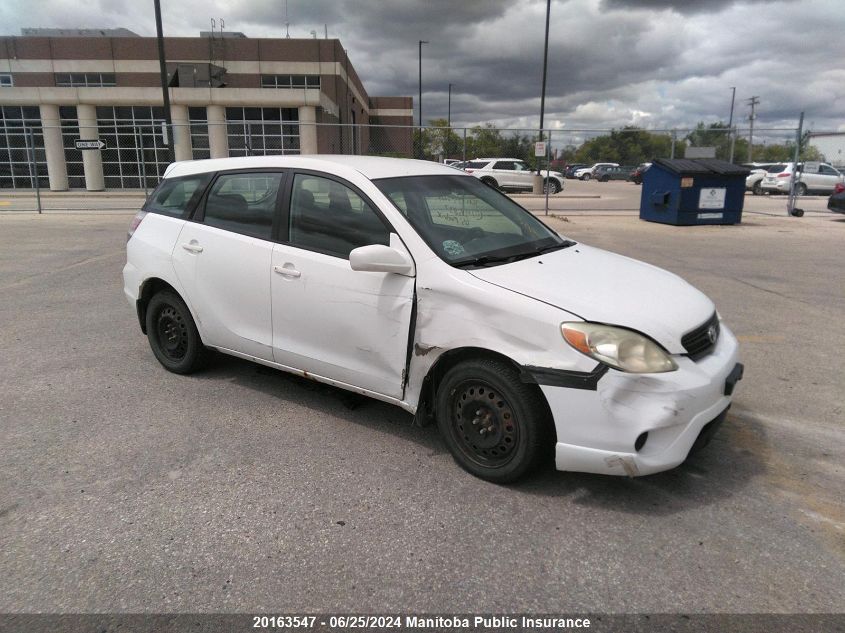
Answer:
124;155;742;483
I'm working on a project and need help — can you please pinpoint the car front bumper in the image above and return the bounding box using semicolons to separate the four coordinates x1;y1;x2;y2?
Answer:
540;324;742;476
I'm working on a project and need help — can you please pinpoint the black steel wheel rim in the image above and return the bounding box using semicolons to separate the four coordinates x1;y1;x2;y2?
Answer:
450;380;518;468
156;306;188;360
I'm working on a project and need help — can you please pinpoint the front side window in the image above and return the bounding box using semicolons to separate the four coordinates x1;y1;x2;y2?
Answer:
144;174;211;218
203;172;283;240
375;174;571;267
289;174;390;258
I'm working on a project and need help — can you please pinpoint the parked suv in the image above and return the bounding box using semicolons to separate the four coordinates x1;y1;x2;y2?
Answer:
761;162;844;195
573;162;619;180
594;165;634;182
124;155;741;483
463;158;565;194
743;163;776;195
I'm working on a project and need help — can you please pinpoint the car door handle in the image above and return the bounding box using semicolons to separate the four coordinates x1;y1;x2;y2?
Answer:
181;243;203;253
273;265;301;278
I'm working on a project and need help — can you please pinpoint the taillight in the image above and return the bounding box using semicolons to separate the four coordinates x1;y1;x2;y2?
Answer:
835;183;845;194
776;172;790;178
465;169;474;173
127;211;147;243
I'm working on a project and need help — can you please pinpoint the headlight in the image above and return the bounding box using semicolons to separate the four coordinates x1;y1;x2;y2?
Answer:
561;322;678;373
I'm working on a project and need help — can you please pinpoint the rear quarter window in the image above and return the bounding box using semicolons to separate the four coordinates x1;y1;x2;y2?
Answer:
144;174;211;218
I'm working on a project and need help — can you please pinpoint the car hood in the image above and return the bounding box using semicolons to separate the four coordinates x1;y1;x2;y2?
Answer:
468;244;714;353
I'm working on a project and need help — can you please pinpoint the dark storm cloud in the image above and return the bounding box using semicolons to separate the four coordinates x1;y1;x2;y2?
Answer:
1;0;842;133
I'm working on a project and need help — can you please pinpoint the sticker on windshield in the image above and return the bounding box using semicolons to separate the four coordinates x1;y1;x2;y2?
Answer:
442;240;465;257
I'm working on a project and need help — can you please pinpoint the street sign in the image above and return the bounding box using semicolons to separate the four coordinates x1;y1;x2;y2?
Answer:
534;141;547;157
75;139;106;150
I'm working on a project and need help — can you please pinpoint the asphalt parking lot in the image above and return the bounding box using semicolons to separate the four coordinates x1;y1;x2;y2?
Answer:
0;184;843;615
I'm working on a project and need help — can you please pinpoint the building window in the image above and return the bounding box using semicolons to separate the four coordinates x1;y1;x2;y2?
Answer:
0;74;13;87
0;106;46;189
55;73;117;87
188;106;210;160
225;107;300;157
97;106;168;189
260;74;320;89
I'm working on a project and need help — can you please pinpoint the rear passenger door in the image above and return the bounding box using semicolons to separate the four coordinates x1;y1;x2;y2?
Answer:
270;172;415;398
172;170;285;361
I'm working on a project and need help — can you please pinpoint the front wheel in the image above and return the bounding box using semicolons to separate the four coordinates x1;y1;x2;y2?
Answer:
436;359;553;483
581;173;591;181
543;179;561;194
145;290;208;374
794;182;807;196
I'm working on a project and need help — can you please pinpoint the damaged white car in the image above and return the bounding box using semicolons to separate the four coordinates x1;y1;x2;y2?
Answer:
124;156;743;483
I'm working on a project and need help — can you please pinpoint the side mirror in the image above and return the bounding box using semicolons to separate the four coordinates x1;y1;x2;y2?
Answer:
349;244;415;276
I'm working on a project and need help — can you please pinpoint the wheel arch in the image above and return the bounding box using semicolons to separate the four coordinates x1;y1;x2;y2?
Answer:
136;277;185;335
414;346;554;437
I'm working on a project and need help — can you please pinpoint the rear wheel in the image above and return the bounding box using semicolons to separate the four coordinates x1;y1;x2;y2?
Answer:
752;181;762;195
435;359;552;483
581;173;591;181
145;290;207;374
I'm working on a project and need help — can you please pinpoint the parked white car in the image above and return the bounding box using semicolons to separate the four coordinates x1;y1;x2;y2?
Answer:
463;158;565;194
124;155;742;482
573;162;619;180
743;163;776;195
761;161;844;195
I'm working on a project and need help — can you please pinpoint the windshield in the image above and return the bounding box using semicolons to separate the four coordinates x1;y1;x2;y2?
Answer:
374;174;571;267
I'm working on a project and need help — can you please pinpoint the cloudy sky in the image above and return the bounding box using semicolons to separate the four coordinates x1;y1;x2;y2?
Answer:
3;0;843;138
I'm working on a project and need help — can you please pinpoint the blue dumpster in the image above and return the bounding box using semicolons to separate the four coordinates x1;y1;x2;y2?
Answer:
640;158;750;225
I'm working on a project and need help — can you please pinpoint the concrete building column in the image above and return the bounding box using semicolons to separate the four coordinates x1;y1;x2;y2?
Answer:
298;105;318;154
171;104;192;162
207;105;228;158
77;104;104;191
39;104;68;191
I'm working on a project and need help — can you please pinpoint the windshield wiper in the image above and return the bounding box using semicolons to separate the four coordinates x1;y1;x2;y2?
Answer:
451;254;517;268
508;240;576;262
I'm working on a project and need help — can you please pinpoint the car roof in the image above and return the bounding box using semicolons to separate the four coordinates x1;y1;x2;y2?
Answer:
163;155;464;181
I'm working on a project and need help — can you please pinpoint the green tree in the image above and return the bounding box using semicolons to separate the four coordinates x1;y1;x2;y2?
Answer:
573;127;673;165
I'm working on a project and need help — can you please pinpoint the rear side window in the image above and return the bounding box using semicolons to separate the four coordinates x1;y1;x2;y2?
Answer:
766;164;787;173
203;172;284;240
465;161;489;169
144;174;210;218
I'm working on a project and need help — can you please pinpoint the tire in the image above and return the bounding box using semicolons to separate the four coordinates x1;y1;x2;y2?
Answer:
480;176;499;190
145;290;208;374
435;358;553;483
600;176;609;182
794;182;807;196
543;179;561;194
581;173;591;181
752;181;762;195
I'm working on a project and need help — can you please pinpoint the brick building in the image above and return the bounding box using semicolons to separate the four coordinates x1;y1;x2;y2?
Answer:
0;29;414;190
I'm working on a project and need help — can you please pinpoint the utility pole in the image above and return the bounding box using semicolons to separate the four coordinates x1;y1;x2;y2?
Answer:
447;83;453;128
728;86;736;162
153;0;174;163
747;96;759;163
417;40;428;159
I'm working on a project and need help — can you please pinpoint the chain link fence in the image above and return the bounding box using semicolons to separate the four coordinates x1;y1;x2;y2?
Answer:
1;117;839;213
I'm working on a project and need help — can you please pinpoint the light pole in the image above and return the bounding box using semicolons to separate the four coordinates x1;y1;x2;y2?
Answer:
728;86;736;162
418;40;428;159
534;0;551;192
153;0;174;163
448;83;453;128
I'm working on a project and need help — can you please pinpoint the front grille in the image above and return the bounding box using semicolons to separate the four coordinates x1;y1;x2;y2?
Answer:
681;313;720;361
